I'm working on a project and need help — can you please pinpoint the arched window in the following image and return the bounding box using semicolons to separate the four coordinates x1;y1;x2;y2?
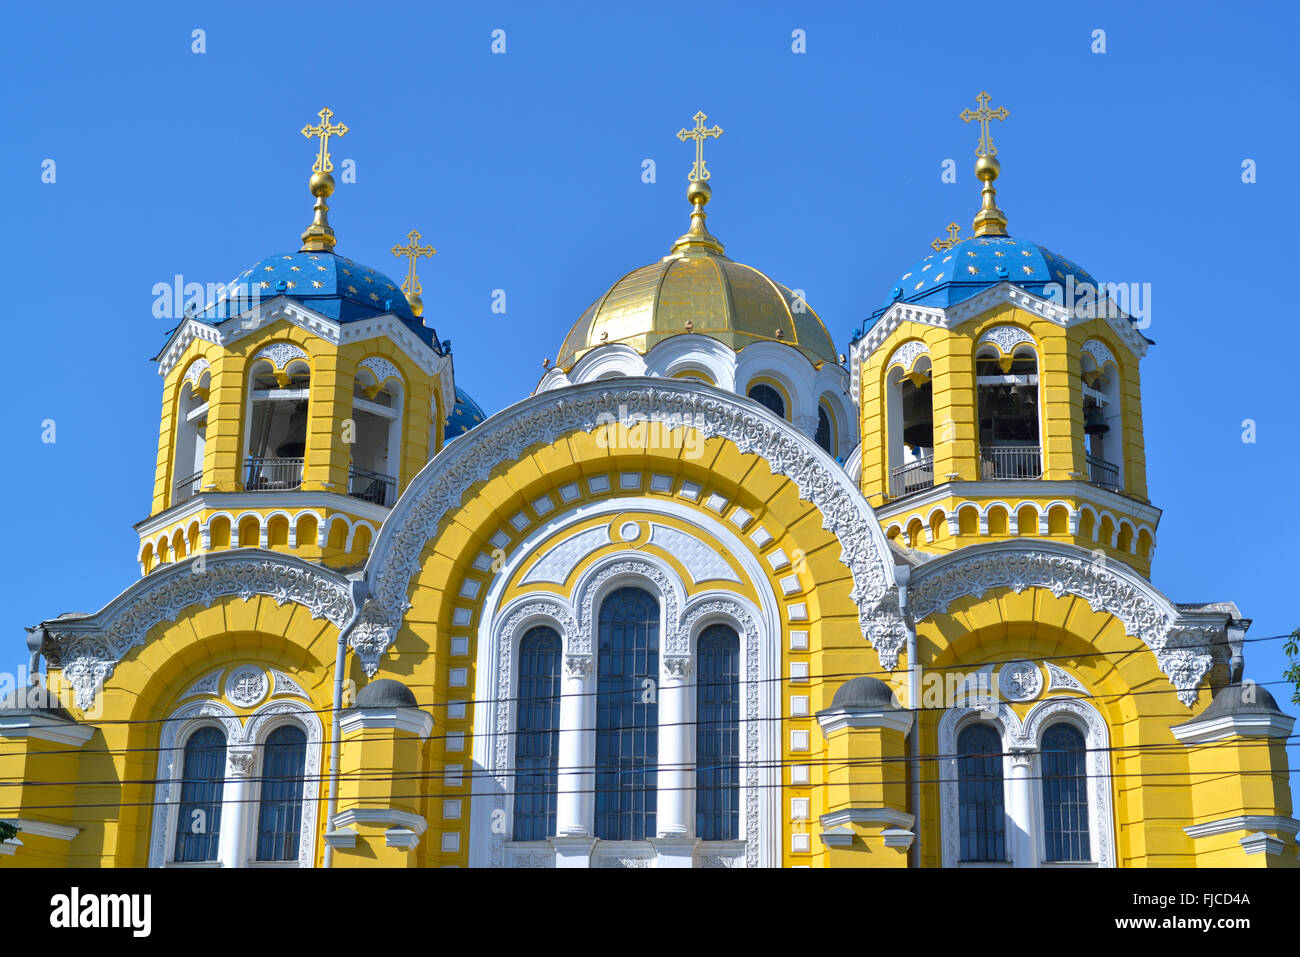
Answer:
696;623;740;841
976;341;1041;480
513;626;562;841
174;371;209;506
1081;348;1124;491
957;723;1005;862
245;354;310;492
595;587;659;840
174;727;226;863
349;364;403;506
255;725;307;862
887;355;934;497
815;405;834;455
1041;723;1090;862
747;383;785;419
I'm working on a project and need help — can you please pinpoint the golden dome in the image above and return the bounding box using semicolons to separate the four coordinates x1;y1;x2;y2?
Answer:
555;182;838;371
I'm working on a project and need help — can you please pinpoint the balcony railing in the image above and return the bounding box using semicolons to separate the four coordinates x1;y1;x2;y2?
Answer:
889;456;935;498
980;446;1042;480
1087;455;1122;491
173;470;202;505
244;456;304;491
348;465;396;507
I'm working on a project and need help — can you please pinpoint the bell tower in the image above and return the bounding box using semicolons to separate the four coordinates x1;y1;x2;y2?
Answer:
137;110;455;575
851;93;1158;576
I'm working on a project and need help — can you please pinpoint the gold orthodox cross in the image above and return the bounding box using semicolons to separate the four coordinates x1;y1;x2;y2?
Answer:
931;223;962;251
392;230;436;296
960;91;1008;157
677;111;724;181
301;107;349;174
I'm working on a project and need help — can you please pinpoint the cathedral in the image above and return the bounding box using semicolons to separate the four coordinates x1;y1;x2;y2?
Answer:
2;97;1294;869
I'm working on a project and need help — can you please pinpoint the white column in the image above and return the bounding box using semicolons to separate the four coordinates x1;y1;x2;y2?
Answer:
217;747;255;868
1007;748;1037;867
657;656;693;838
555;655;593;837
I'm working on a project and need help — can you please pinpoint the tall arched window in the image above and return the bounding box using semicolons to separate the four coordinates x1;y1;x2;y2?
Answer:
696;623;740;840
957;723;1005;862
245;354;310;492
887;355;934;497
349;364;403;506
815;405;834;455
976;341;1041;480
595;587;659;840
513;625;562;841
174;727;226;863
255;724;307;862
747;383;785;419
1041;723;1090;862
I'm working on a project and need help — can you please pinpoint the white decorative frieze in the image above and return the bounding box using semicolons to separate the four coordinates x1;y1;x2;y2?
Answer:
977;325;1035;355
254;342;309;369
887;340;929;373
1082;338;1117;372
520;526;612;585
360;356;402;384
647;524;740;584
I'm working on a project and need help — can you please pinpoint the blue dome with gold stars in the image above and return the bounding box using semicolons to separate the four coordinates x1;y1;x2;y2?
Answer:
445;387;487;440
875;235;1097;317
200;251;416;324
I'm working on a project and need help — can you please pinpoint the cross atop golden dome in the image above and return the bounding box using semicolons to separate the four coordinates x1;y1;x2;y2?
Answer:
299;107;349;252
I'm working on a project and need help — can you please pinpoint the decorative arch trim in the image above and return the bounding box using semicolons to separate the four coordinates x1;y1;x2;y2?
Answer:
41;551;353;710
353;379;900;673
908;540;1228;706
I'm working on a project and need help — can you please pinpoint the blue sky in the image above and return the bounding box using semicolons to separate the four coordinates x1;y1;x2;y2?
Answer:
3;1;1297;736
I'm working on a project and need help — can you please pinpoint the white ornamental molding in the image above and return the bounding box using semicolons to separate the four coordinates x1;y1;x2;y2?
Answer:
271;669;310;700
999;661;1042;702
908;541;1229;707
520;525;612;585
360;356;402;385
647;525;740;585
181;357;210;389
41;553;353;710
357;379;900;672
225;666;268;708
577;559;683;656
977;325;1035;356
254;342;309;369
180;668;223;700
887;340;929;373
1046;662;1088;694
1082;338;1117;371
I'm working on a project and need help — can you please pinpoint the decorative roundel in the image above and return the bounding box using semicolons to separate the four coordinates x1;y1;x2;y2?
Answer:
619;521;641;543
225;665;269;708
998;660;1042;702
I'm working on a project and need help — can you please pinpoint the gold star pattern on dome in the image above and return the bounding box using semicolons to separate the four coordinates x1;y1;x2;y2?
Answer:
259;281;269;289
347;285;358;294
369;292;380;301
285;281;296;288
317;266;327;272
967;265;979;274
1022;265;1034;275
933;273;945;282
264;266;274;272
342;269;352;276
311;280;323;288
914;280;924;290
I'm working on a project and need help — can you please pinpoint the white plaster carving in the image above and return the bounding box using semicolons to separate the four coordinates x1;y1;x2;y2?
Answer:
519;526;611;585
182;357;210;389
254;342;309;369
180;668;223;700
360;380;900;672
225;666;268;708
42;554;353;709
999;661;1042;702
907;541;1227;706
271;669;310;700
978;325;1035;355
1046;662;1088;694
647;524;740;584
1082;339;1117;372
360;356;401;384
887;340;929;372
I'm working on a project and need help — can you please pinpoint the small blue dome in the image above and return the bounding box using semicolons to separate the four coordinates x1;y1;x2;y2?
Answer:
868;235;1098;322
190;250;445;354
446;387;487;440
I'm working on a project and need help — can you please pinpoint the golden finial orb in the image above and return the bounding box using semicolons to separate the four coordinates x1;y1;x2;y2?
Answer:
310;170;335;198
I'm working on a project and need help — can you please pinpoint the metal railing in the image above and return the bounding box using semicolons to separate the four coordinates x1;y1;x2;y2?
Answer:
244;457;304;491
348;465;396;507
173;470;203;505
889;456;935;498
1087;455;1122;491
979;446;1042;480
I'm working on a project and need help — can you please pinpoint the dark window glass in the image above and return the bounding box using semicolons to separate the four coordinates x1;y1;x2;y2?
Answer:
595;587;659;840
957;724;1005;862
1041;723;1091;862
513;626;562;841
696;624;740;840
747;383;785;419
815;406;833;453
255;725;307;862
174;726;226;863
